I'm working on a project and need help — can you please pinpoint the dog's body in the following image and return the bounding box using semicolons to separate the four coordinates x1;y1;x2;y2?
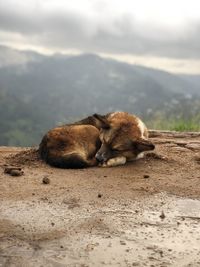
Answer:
39;112;155;168
39;116;102;168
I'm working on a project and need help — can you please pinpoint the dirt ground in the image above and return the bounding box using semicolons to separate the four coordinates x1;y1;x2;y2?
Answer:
0;131;200;267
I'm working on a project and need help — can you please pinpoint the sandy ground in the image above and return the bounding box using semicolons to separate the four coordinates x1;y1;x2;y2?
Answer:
0;131;200;267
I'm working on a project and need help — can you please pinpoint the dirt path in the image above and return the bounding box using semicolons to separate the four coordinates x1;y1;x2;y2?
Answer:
0;131;200;267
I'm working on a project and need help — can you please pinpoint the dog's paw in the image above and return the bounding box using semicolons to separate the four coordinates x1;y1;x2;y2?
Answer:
136;152;144;160
102;157;126;167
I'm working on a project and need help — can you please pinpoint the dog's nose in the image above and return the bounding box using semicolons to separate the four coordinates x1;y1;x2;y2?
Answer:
95;152;104;163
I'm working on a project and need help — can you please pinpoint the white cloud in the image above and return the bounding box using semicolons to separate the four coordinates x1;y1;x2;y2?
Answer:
1;0;200;73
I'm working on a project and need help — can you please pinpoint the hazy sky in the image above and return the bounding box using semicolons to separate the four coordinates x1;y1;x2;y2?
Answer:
0;0;200;73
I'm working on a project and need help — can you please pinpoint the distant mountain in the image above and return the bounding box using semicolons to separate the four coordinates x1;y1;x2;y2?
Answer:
135;66;200;96
178;74;200;90
0;46;199;146
0;45;45;67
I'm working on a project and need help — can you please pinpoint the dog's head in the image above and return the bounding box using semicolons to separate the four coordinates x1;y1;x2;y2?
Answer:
93;112;155;164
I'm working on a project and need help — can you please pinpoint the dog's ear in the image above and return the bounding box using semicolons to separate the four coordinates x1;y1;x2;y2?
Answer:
93;114;110;129
132;139;155;152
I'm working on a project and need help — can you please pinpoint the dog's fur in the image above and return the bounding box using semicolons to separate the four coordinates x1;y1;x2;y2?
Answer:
39;116;102;168
39;112;155;168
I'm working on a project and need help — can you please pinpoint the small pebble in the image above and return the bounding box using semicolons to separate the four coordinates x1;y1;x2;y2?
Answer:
120;240;126;245
98;193;102;198
4;166;23;176
143;174;150;179
10;170;24;176
42;177;50;184
160;211;166;219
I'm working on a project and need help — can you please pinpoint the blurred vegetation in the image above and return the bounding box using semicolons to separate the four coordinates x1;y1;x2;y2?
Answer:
147;117;200;132
146;96;200;131
0;93;199;146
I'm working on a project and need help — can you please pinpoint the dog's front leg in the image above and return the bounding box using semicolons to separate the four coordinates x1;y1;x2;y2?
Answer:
102;156;126;167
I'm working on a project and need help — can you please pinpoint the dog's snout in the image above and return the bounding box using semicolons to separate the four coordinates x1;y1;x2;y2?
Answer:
95;152;104;162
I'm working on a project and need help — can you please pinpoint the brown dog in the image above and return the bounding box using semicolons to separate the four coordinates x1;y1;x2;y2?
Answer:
39;112;155;168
